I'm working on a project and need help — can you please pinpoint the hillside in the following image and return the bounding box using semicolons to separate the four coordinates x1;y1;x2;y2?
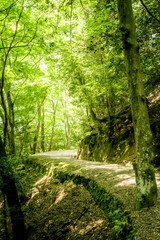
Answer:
77;85;160;166
16;150;160;240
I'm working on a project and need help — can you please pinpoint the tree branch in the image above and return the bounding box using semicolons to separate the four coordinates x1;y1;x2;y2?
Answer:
1;0;25;89
140;0;160;23
0;0;18;13
79;0;89;14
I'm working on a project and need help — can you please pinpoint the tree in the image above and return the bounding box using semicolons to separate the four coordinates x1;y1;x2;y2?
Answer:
48;100;57;151
0;0;44;154
32;104;41;154
0;136;26;240
117;0;157;210
0;0;159;212
6;89;15;155
41;103;45;152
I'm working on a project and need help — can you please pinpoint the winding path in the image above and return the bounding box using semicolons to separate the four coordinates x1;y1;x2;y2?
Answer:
30;149;160;240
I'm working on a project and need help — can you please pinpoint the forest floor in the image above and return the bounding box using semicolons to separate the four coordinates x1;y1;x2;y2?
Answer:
23;150;160;239
24;175;113;240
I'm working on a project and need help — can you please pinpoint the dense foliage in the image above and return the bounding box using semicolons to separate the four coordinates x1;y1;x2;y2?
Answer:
0;0;159;238
0;0;159;156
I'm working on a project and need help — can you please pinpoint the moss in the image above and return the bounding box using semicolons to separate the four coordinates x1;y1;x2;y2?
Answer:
137;184;157;210
78;113;135;164
144;168;155;181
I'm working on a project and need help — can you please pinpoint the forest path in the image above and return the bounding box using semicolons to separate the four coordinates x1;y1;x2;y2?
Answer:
30;150;160;240
34;149;137;210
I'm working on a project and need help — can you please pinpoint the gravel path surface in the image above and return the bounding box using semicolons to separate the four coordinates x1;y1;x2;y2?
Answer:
31;150;160;240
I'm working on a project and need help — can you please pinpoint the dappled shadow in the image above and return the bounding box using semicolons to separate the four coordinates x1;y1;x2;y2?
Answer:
32;150;160;196
25;178;113;240
29;150;160;240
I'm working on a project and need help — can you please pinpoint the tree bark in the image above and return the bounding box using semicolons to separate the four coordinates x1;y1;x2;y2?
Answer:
106;91;114;139
61;97;70;150
6;90;15;155
64;116;68;149
19;114;30;157
117;0;157;210
3;192;9;240
48;100;57;151
41;104;45;152
0;108;11;148
32;104;41;154
0;89;8;146
67;117;71;149
0;136;26;240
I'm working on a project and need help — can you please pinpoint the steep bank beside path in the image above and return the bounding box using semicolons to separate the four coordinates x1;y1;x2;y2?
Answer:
29;150;160;240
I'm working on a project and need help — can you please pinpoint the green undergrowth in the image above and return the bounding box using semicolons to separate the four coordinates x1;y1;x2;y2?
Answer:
25;157;135;240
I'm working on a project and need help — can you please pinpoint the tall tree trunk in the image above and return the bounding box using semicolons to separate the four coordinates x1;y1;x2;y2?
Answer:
48;100;57;151
0;108;11;148
3;192;9;240
64;116;68;149
0;89;8;146
117;0;157;210
67;117;71;149
61;96;70;150
41;104;45;152
0;136;26;240
19;113;30;157
6;90;15;155
32;104;41;154
106;91;114;139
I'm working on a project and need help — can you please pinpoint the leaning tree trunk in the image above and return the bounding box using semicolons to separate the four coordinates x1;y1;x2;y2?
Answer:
117;0;157;210
0;136;26;240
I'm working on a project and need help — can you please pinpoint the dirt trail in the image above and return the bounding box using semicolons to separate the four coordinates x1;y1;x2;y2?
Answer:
31;150;160;240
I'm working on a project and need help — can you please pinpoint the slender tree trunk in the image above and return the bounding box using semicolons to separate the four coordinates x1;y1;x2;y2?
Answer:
61;96;70;150
0;136;26;240
32;104;41;154
0;89;8;146
6;90;15;155
67;117;71;149
48;100;57;151
41;104;45;152
19;114;30;157
1;189;9;240
0;109;11;148
106;91;114;139
3;190;9;240
64;116;68;149
117;0;157;210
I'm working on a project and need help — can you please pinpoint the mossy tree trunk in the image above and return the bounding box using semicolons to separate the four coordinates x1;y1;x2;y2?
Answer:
117;0;157;210
0;136;26;239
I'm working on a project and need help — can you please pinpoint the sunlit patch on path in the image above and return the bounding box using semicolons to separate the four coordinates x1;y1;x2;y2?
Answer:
30;149;160;240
